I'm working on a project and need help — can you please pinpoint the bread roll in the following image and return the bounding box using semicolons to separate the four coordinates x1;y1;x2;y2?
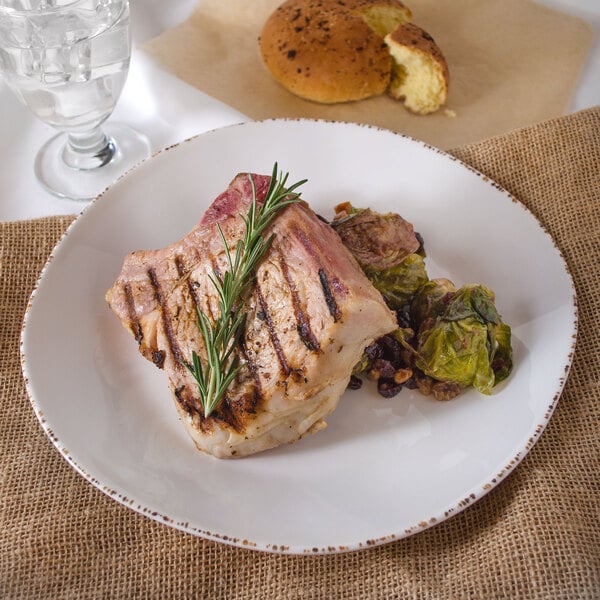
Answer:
385;23;449;115
259;0;412;103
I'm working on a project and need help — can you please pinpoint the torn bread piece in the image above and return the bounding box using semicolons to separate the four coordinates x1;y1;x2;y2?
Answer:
385;22;449;114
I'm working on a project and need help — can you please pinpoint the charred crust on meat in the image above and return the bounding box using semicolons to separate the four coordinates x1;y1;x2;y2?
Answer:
174;385;203;417
250;387;261;413
176;255;205;320
256;282;292;376
175;386;241;434
290;367;308;384
318;268;342;322
174;255;188;281
276;379;290;396
152;350;166;369
174;385;192;415
212;397;243;432
174;255;187;279
212;389;261;433
239;342;263;403
123;283;143;344
277;250;321;353
297;323;319;351
147;267;184;365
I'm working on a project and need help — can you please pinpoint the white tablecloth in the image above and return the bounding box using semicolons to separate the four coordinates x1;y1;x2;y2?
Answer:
1;0;598;221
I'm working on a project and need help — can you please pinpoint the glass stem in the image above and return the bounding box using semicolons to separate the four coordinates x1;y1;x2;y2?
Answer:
62;128;116;171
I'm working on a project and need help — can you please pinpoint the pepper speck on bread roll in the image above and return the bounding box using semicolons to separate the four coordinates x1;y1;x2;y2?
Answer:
259;0;412;104
385;23;449;114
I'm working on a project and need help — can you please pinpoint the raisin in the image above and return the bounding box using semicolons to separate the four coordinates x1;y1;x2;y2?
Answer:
347;375;363;390
378;378;403;398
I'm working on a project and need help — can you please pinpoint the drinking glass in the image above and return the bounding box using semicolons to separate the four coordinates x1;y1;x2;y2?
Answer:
0;0;151;201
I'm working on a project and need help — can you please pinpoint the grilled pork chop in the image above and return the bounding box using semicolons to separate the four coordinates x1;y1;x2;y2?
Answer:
106;173;397;458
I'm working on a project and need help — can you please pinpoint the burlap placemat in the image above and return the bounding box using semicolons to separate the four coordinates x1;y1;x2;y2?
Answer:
2;107;599;598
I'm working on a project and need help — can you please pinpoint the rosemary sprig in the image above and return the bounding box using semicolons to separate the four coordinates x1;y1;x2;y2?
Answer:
184;164;306;418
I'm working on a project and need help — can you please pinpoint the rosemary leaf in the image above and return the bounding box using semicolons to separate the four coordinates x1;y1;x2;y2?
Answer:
184;164;306;418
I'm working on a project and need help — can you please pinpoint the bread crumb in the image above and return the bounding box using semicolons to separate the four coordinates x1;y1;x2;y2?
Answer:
444;109;457;118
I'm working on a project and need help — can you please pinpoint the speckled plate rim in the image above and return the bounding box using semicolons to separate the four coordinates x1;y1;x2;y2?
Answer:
20;118;578;554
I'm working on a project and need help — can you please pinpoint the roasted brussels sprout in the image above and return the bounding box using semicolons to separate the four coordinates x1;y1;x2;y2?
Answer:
414;284;513;394
338;203;514;401
332;204;420;270
410;278;456;327
365;253;429;310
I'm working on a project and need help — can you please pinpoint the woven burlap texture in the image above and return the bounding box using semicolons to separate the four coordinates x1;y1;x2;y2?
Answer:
1;107;599;599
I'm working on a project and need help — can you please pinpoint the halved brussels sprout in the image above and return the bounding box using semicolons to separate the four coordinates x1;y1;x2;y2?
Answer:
332;205;420;270
410;278;456;327
415;284;513;394
365;253;429;310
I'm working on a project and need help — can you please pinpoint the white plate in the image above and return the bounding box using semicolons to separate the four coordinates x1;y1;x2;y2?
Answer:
21;119;577;554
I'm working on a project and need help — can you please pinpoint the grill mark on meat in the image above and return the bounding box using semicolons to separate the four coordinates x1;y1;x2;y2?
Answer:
175;255;213;342
174;385;198;416
175;255;203;314
249;386;261;414
174;386;190;416
174;386;217;433
213;396;245;432
318;268;342;322
229;388;263;424
147;267;184;365
151;350;166;369
123;283;143;344
277;250;321;352
174;255;187;281
255;282;291;376
207;361;264;433
290;221;320;262
240;342;263;403
176;385;230;430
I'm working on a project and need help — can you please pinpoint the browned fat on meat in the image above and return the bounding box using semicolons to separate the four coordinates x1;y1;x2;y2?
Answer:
105;173;397;458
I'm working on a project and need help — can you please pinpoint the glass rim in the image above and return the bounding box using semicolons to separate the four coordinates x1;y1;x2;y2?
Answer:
0;0;127;17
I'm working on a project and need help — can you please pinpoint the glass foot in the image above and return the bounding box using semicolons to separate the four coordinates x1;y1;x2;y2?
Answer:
34;123;152;202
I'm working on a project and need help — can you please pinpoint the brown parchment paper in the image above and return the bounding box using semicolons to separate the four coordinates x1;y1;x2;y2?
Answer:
142;0;594;149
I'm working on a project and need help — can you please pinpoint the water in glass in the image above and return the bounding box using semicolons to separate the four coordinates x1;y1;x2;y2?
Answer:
0;0;130;132
0;0;150;201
